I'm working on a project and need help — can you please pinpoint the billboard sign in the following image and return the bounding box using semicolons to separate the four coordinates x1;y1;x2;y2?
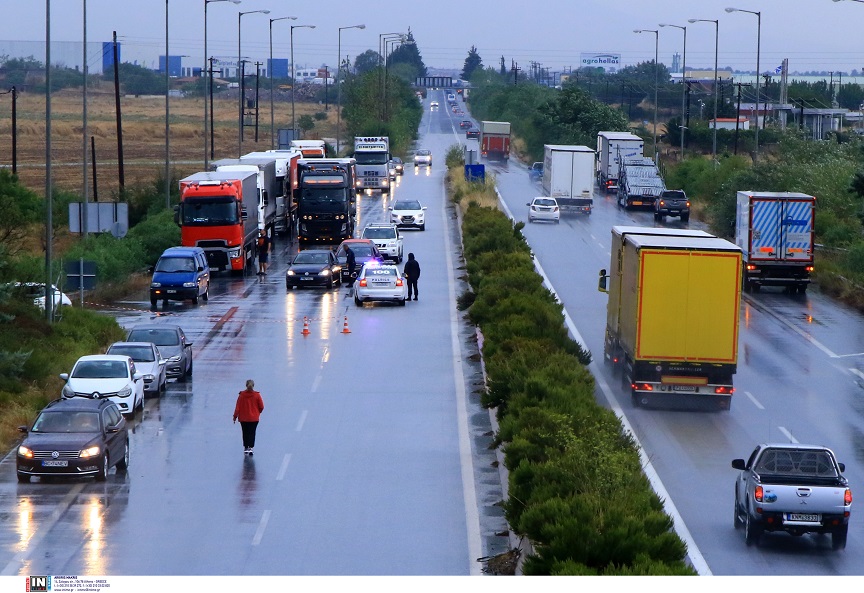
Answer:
580;52;621;70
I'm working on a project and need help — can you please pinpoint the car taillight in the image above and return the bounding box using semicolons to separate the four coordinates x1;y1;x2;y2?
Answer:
845;489;852;505
755;485;763;502
806;266;814;272
686;201;691;207
359;279;367;287
396;278;404;286
632;383;653;391
715;386;734;394
658;200;665;206
746;264;757;271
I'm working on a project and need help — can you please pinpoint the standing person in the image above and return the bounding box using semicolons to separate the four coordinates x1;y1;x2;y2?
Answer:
257;229;271;275
233;379;264;455
345;245;356;287
404;252;420;301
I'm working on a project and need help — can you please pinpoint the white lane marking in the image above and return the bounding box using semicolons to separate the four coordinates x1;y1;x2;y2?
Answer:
849;368;864;381
444;180;482;575
744;391;765;410
837;352;864;359
295;410;308;432
252;510;271;546
495;187;712;576
778;426;799;444
276;453;292;481
311;374;322;393
1;483;85;575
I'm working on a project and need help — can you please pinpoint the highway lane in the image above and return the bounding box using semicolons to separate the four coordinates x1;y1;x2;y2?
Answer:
490;153;864;574
0;97;510;576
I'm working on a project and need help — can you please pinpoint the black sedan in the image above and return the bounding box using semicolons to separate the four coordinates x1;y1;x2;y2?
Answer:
286;250;342;289
17;396;129;482
334;239;384;285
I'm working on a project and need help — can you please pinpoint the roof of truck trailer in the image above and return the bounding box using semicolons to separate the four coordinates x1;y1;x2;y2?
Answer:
180;170;257;182
612;226;715;239
544;144;594;153
598;131;643;139
737;191;815;200
626;235;740;252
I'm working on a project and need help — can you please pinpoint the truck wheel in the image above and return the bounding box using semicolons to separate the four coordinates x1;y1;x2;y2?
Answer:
202;287;209;302
191;295;199;305
681;213;690;223
743;277;752;293
832;525;848;550
744;509;761;546
630;392;640;408
150;297;158;308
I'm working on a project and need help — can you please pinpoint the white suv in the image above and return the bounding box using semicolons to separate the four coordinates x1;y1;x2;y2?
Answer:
361;224;404;263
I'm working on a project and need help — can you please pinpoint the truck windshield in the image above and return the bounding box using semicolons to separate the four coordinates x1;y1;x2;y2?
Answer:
300;188;348;212
354;153;389;165
182;197;239;225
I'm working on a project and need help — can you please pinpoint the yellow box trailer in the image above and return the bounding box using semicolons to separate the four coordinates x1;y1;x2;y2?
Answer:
600;228;742;410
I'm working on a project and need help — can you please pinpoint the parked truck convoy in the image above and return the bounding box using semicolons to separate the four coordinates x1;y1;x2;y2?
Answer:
176;171;259;272
735;191;815;293
617;156;666;210
599;226;742;410
247;150;301;236
354;136;391;194
732;443;851;549
480;121;511;160
295;159;357;243
596;131;644;193
542;144;595;214
210;157;279;237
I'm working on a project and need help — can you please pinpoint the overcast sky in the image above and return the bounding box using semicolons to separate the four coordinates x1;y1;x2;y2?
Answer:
3;0;864;74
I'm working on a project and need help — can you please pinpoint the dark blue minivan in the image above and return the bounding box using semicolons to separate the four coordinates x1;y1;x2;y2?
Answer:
150;247;210;308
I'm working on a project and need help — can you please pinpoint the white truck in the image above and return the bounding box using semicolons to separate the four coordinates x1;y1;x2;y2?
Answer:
596;131;644;193
289;139;326;158
243;150;301;236
542;144;595;215
735;191;815;294
733;443;851;549
210;157;279;236
354;136;391;195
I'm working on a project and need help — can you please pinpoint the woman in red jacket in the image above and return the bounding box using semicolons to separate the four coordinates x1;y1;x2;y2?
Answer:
233;379;265;455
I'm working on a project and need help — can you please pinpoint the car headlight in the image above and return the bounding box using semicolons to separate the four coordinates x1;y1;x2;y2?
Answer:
228;248;242;258
18;445;33;458
168;355;181;363
287;270;295;276
382;179;389;187
62;384;75;397
79;446;101;458
117;386;132;398
183;282;196;288
144;374;155;381
151;282;161;288
320;269;330;276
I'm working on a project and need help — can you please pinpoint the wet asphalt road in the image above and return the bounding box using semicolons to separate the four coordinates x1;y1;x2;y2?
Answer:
0;96;510;576
490;155;864;575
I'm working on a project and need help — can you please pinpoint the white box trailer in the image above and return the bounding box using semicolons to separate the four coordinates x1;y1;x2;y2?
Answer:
735;191;815;293
542;144;595;214
596;131;644;193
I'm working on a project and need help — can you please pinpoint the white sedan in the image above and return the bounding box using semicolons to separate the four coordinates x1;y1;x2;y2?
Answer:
527;197;560;224
106;342;167;396
354;263;407;307
60;355;145;417
389;199;427;230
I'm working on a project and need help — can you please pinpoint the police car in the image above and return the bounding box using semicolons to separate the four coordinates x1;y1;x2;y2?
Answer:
361;223;404;263
354;262;408;307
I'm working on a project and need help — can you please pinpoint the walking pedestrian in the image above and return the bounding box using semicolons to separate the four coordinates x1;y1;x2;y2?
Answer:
404;252;420;301
345;245;356;287
257;229;271;275
233;379;264;455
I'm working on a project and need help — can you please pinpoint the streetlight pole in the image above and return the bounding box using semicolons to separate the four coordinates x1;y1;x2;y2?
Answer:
204;0;241;168
337;24;365;155
82;0;88;238
379;32;404;121
270;16;297;149
384;36;406;121
660;23;687;158
45;0;53;322
726;8;761;161
290;24;316;141
633;29;659;156
165;0;170;209
239;9;270;156
689;18;719;164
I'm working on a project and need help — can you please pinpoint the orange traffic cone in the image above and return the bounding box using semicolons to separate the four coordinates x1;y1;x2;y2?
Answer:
341;315;351;334
302;316;310;336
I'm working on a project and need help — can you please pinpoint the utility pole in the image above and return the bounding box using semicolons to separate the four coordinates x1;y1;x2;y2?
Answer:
112;31;124;192
733;82;751;155
511;60;520;85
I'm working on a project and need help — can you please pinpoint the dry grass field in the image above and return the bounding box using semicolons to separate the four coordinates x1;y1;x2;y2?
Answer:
0;82;338;198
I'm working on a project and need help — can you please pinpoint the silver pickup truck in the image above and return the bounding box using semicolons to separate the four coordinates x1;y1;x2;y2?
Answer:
732;444;852;549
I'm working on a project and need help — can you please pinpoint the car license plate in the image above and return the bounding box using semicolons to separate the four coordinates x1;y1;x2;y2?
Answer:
42;460;68;467
167;290;177;294
786;513;820;522
632;201;643;206
671;385;697;392
300;277;314;281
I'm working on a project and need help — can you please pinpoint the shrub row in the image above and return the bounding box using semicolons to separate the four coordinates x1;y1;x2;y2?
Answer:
458;200;694;575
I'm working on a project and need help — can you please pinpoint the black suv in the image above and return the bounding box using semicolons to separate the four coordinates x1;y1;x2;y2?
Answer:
16;397;129;483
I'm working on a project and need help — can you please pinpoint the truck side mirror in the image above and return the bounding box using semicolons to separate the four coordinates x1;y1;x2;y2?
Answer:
731;459;747;471
598;269;609;293
263;190;269;206
839;462;846;472
241;207;248;221
173;205;180;226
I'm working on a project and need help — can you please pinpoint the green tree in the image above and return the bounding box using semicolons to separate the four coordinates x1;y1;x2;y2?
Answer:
298;114;315;136
462;45;483;81
112;62;166;95
388;29;427;79
353;50;381;75
0;171;43;256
